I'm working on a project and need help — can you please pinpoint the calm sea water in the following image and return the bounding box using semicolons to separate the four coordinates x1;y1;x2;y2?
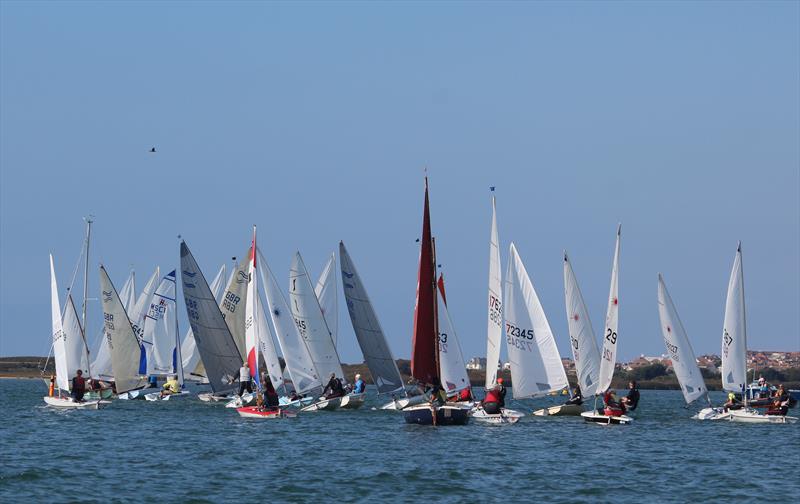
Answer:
1;379;798;503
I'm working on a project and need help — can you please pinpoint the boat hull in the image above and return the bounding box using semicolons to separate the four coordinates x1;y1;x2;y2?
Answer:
236;406;297;419
580;410;632;425
694;407;732;421
197;392;230;402
43;396;110;410
728;409;798;424
144;390;191;401
279;396;315;408
403;404;470;426
381;394;427;411
224;392;256;409
470;407;524;425
339;393;366;410
532;403;584;417
117;390;147;400
300;396;343;412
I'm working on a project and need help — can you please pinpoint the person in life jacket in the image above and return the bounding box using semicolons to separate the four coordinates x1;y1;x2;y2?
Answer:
148;375;159;388
322;373;344;399
724;392;742;410
565;384;583;406
160;375;180;396
352;374;366;394
238;362;253;396
603;389;624;416
49;375;55;397
481;378;507;414
263;379;280;410
621;381;640;412
71;370;86;402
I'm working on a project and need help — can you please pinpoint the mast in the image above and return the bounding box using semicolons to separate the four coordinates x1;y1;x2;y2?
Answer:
739;242;748;409
81;217;94;378
432;236;440;385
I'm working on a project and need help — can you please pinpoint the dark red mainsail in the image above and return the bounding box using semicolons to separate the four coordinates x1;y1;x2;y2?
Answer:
411;178;438;384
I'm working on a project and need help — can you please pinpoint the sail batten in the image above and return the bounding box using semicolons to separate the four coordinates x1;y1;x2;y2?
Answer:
339;242;404;394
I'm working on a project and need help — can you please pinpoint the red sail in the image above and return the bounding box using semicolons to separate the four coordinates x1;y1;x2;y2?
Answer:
437;273;447;307
411;178;438;384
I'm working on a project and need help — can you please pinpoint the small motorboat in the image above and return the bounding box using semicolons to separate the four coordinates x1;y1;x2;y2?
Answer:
144;390;192;401
300;396;343;412
402;403;470;426
470;406;524;425
339;392;366;410
532;403;584;417
580;407;633;425
236;406;298;419
43;396;110;410
728;408;798;424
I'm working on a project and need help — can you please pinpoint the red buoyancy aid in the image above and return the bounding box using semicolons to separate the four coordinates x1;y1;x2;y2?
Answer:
458;388;471;401
484;388;501;404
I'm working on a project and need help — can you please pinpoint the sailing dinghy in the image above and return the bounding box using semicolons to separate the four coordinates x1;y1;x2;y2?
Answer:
402;178;470;426
181;264;227;384
470;192;524;424
695;244;797;424
580;226;632;425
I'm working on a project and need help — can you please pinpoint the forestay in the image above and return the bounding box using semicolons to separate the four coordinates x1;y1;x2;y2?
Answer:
315;253;338;347
563;252;601;396
339;241;404;394
179;242;242;393
485;195;503;390
721;243;747;394
181;264;226;380
657;274;707;405
503;244;568;399
99;265;145;394
258;249;320;395
437;276;470;394
597;225;621;395
142;270;178;375
289;252;345;383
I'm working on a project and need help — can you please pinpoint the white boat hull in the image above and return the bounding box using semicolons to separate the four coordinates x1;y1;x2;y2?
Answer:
43;396;110;410
532;403;584;417
580;410;633;425
300;396;343;412
224;392;256;409
278;396;315;408
197;392;230;402
694;407;732;421
339;393;366;410
380;394;427;411
117;389;147;400
470;407;524;425
236;406;298;419
144;390;191;402
728;409;798;424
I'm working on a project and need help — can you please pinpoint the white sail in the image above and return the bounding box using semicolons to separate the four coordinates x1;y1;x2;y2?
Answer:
220;252;249;361
258;248;320;395
142;270;178;375
339;241;404;394
244;229;260;386
50;255;70;391
120;270;136;314
315;253;338;347
721;242;747;393
563;252;601;396
657;274;707;405
503;243;568;398
99;265;144;394
63;294;88;379
597;225;621;395
179;242;242;393
181;264;226;381
289;252;345;383
257;288;284;391
437;285;470;395
486;195;503;389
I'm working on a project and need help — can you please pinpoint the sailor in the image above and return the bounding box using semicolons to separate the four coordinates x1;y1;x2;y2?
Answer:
481;378;506;414
322;373;344;399
758;377;770;398
456;387;472;402
565;384;583;406
723;392;741;410
71;369;86;402
352;374;366;394
161;375;180;396
427;376;447;405
603;389;621;410
263;379;280;410
238;362;253;396
148;375;159;388
621;381;640;411
49;375;55;397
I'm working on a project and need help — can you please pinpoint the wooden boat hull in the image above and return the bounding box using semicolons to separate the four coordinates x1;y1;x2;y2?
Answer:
43;396;110;410
470;407;524;425
532;403;584;417
300;396;343;412
236;406;297;419
580;410;633;425
144;390;191;401
339;393;366;409
403;404;470;426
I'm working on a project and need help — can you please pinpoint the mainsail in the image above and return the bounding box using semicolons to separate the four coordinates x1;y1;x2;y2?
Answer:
99;265;145;394
179;241;242;393
258;248;320;395
597;225;621;395
339;241;404;394
142;270;178;375
657;274;707;405
563;252;601;396
721;242;747;393
411;178;438;384
245;228;260;387
181;264;226;381
50;255;69;391
130;267;160;374
289;252;346;383
315;253;338;347
437;275;470;394
120;270;136;314
220;252;249;361
503;243;568;398
485;195;503;389
63;294;88;378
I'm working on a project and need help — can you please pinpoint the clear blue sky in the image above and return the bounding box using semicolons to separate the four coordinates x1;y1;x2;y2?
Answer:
1;1;798;363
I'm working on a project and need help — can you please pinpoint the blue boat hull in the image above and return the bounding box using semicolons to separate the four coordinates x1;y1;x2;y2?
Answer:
403;404;470;426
